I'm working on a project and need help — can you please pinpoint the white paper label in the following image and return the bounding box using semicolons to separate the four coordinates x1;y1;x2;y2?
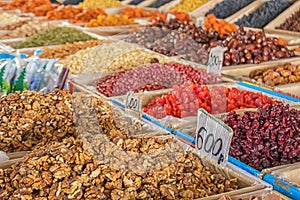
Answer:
195;109;233;165
166;13;176;22
125;91;141;113
207;46;226;76
196;17;205;28
0;151;9;162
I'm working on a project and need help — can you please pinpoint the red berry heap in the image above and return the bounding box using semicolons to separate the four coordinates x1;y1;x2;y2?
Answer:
143;82;273;118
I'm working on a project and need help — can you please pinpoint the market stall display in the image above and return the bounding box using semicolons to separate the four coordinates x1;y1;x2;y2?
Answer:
0;0;299;198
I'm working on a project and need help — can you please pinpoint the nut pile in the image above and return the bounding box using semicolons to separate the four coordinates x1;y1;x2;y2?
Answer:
143;82;273;118
277;10;300;32
170;0;210;13
249;63;300;86
206;0;255;19
225;102;300;170
235;0;291;28
39;40;104;59
0;137;238;199
10;27;96;49
0;12;20;27
107;49;171;72
0;89;76;153
46;5;106;23
81;41;143;74
0;96;239;199
97;63;222;97
58;47;97;74
0;20;30;31
219;27;295;66
0;21;58;39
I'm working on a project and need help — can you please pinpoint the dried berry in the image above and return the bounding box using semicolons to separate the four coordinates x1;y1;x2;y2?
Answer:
143;82;273;118
225;102;300;170
206;0;255;19
96;63;222;97
235;0;291;28
277;10;300;32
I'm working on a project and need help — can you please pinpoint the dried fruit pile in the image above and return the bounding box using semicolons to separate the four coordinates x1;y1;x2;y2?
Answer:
39;40;104;59
219;27;295;66
143;82;273;118
225;102;300;170
86;14;136;27
0;96;239;199
205;0;255;19
235;0;291;28
0;90;76;153
96;63;222;97
1;0;59;16
204;14;237;37
277;10;300;32
125;19;218;64
249;63;300;86
46;5;106;23
170;0;210;13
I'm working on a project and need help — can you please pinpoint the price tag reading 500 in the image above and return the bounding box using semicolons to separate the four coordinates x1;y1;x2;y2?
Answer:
125;91;141;113
195;109;233;165
207;46;226;76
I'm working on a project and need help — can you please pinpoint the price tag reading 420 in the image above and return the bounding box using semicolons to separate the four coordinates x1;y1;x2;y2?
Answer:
207;46;226;76
195;109;233;165
125;91;141;113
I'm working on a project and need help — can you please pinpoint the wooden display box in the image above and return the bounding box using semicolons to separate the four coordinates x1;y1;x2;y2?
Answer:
264;0;300;39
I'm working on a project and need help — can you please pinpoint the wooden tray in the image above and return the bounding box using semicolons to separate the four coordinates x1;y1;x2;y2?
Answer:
264;0;300;38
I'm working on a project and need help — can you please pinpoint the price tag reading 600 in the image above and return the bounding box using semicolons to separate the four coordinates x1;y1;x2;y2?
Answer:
195;109;233;165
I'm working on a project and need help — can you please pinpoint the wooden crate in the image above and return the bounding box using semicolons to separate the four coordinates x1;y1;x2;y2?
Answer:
264;0;300;38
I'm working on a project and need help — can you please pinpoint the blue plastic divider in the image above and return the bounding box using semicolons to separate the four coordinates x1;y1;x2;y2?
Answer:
237;81;300;102
263;174;300;199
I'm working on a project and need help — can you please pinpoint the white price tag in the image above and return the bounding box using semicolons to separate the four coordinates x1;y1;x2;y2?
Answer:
196;17;205;28
195;109;233;165
207;46;226;76
166;13;176;22
125;91;141;113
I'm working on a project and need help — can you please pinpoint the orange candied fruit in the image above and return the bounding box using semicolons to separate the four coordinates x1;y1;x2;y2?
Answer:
204;14;237;37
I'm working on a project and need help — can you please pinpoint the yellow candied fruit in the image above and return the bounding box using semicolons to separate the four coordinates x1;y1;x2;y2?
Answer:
86;14;136;27
78;0;122;8
170;0;211;13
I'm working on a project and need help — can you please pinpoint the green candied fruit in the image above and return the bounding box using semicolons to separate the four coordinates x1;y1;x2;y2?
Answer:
11;27;96;49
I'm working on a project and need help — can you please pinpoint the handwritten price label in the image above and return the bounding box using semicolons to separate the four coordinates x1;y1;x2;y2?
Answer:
125;91;141;113
196;17;205;28
207;46;226;76
195;109;233;165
